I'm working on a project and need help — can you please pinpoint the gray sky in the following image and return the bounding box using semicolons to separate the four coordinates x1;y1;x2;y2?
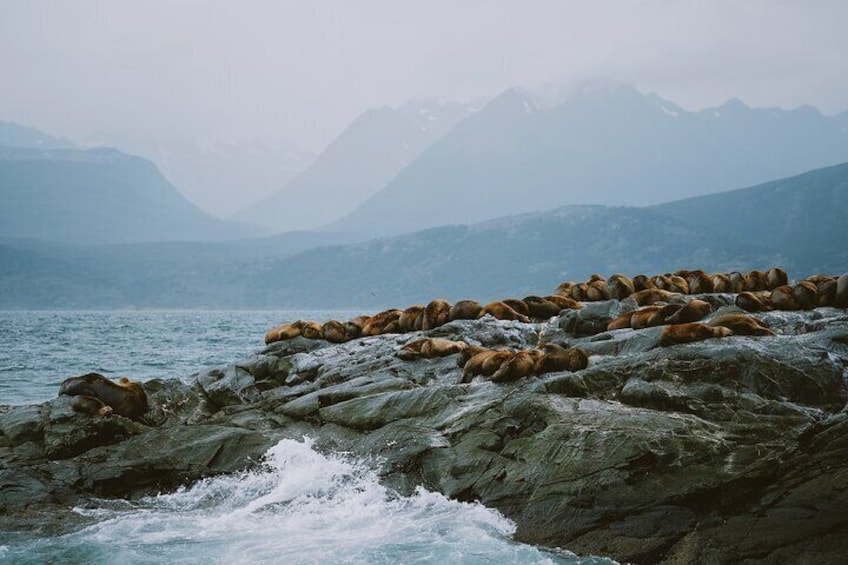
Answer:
2;0;847;153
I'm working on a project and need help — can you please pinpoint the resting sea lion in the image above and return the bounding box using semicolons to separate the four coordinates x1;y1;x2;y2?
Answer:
264;320;305;344
461;350;515;383
399;305;425;333
449;300;482;321
300;321;324;340
633;289;684;306
836;274;848;308
631;305;677;329
523;296;561;319
728;272;746;293
587;273;606;283
422;299;452;331
816;279;837;307
664;299;712;325
321;320;350;343
543;294;582;310
708;314;774;336
711;273;733;293
605;274;635;301
770;286;798;310
586;280;610;301
766;267;788;290
361;309;402;336
399;338;468;361
534;343;588;374
805;274;835;286
491;350;543;383
69;395;113;417
554;282;575;297
478;302;530;323
632;274;655;292
503;298;531;317
659;323;733;347
680;270;714;294
792;281;818;310
736;291;773;312
607;312;634;331
570;283;590;301
744;270;768;292
59;373;149;420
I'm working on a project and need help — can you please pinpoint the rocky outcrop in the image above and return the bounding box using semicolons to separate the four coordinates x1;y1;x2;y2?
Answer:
2;304;848;563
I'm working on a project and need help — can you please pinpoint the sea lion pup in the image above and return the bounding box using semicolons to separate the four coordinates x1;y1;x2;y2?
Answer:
766;267;788;290
422;299;452;331
264;320;306;344
736;291;773;312
570;283;590;301
632;288;684;307
770;285;799;310
398;338;468;361
586;279;610;301
300;321;324;340
711;273;733;293
321;320;350;344
836;274;848;308
449;300;482;321
59;373;149;420
664;299;713;325
503;298;531;317
399;305;425;333
534;343;588;374
478;301;531;323
680;270;714;295
815;278;837;307
727;272;747;293
553;281;575;297
659;323;733;347
604;274;635;301
361;309;403;336
69;395;113;417
490;349;544;383
632;274;655;292
744;270;768;292
543;294;582;310
460;349;516;383
708;313;775;336
792;281;818;310
522;296;561;319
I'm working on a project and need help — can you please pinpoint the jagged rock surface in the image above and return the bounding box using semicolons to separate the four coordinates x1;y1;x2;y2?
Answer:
2;305;848;564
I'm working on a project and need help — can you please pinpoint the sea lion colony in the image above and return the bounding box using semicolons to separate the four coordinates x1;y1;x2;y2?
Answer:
263;268;847;385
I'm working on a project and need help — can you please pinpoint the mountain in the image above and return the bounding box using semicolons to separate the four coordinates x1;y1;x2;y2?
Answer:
0;120;76;149
0;146;264;245
330;81;848;235
235;101;477;232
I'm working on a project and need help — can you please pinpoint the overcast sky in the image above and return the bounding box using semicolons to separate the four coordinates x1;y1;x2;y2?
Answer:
2;0;847;153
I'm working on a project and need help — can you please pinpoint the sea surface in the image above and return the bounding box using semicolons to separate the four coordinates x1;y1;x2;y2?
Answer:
0;310;616;564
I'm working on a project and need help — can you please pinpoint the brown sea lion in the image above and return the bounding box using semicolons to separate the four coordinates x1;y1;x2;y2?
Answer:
632;274;655;292
461;350;516;383
69;394;113;417
805;274;836;286
570;283;590;301
397;338;468;361
478;302;531;323
607;312;634;331
728;272;746;293
399;305;425;333
664;299;712;325
457;345;489;368
502;298;531;317
659;323;733;347
744;270;768;292
605;274;635;301
770;285;798;310
735;291;773;312
490;349;543;383
300;321;324;340
361;309;402;336
633;289;684;307
815;279;837;307
553;281;575;297
836;274;848;308
586;280;610;301
587;273;606;283
59;373;149;420
534;343;588;374
681;270;714;295
264;320;305;344
711;273;733;293
792;281;818;310
543;294;582;310
708;313;774;336
631;305;672;329
422;299;452;331
449;300;482;321
765;267;788;290
321;320;349;343
523;296;561;319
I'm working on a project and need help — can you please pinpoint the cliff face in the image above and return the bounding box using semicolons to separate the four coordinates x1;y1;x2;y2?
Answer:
2;302;848;563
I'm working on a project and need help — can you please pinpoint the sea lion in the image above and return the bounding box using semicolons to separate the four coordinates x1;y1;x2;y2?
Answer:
632;274;655;292
554;281;575;297
664;299;712;325
490;349;543;383
605;274;635;301
322;320;350;344
397;338;468;361
399;305;425;333
792;281;818;310
587;273;606;283
523;296;561;319
735;291;773;312
836;274;848;308
711;273;733;294
633;289;684;307
744;270;768;292
449;300;482;321
765;267;788;290
457;345;489;368
607;312;634;331
264;320;305;344
815;279;837;307
708;313;774;336
69;395;113;417
361;309;402;336
586;280;610;301
631;305;674;329
570;283;590;301
680;270;714;295
503;298;531;317
804;274;835;286
543;294;582;310
534;343;588;374
727;272;746;293
59;373;149;420
478;302;530;323
300;321;324;340
659;323;733;347
461;349;515;383
770;285;798;310
422;299;452;331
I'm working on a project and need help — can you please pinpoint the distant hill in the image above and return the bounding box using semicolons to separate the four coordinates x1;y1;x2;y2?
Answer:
0;146;264;245
235;101;477;232
331;81;848;235
0;120;76;150
1;161;844;309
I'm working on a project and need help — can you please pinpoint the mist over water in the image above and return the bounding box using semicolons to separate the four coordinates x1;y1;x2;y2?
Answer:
0;438;614;564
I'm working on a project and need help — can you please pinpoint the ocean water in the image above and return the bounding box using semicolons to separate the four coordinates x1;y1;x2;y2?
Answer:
0;311;615;564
